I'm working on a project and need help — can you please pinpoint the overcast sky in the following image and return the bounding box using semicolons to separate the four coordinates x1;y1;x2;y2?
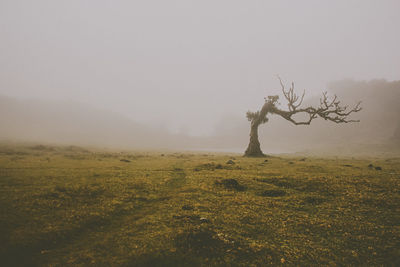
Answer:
1;0;399;135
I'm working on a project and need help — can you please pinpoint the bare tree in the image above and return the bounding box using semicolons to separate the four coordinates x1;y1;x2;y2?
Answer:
244;78;362;157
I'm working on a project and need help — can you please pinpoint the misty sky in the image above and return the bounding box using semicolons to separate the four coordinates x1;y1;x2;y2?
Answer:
1;0;399;135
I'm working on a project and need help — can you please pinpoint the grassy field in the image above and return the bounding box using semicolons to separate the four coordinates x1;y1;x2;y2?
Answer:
0;144;399;266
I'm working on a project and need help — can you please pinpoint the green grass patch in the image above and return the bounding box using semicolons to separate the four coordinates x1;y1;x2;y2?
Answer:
0;144;399;266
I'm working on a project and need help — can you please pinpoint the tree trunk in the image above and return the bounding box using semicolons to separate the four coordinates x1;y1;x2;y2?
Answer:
244;120;265;157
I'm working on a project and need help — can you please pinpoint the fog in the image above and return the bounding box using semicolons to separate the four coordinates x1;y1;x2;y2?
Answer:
1;1;399;153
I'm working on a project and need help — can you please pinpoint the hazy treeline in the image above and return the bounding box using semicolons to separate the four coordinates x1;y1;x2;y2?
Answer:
0;79;399;154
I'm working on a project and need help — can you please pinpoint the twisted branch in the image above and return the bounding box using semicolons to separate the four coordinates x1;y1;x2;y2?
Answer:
271;78;361;125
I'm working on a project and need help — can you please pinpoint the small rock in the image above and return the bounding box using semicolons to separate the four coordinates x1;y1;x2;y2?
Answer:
226;160;235;165
375;166;382;170
368;164;374;168
120;159;131;163
199;217;210;223
264;159;268;162
215;178;245;191
215;164;223;169
161;154;165;156
182;205;194;210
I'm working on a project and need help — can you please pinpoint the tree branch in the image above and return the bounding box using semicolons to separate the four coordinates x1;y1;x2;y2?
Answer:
272;78;361;125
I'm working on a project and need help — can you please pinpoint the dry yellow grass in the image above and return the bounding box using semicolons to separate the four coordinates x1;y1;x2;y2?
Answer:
0;144;399;266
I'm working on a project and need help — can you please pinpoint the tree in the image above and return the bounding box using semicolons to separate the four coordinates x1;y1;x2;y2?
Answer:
244;78;362;157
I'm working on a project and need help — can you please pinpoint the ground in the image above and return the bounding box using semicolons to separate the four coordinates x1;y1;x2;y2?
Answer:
0;144;399;266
